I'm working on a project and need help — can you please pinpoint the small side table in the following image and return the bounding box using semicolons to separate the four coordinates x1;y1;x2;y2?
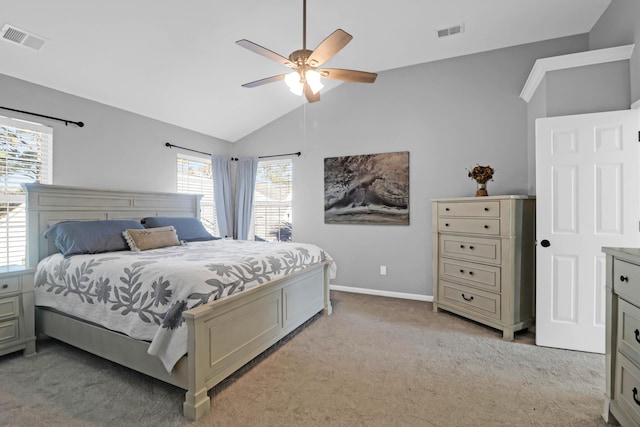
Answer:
0;266;36;357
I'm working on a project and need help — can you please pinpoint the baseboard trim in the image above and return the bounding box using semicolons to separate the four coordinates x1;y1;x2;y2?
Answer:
330;285;433;302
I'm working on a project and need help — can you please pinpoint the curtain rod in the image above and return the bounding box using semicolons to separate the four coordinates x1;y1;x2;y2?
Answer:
165;142;211;156
165;142;301;160
259;152;301;159
0;106;84;127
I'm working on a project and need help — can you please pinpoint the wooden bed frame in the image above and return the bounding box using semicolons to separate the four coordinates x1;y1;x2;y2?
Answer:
24;183;332;420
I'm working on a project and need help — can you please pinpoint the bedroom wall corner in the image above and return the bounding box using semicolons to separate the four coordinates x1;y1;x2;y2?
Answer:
526;78;547;196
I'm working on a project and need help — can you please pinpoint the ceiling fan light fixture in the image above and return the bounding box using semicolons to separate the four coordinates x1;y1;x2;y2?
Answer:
237;0;376;103
285;71;304;96
305;69;324;94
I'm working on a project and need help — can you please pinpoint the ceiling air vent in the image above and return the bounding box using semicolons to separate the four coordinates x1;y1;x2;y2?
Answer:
436;23;465;39
1;24;46;50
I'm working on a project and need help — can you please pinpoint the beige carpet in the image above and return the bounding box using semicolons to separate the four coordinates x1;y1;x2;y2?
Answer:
0;291;608;426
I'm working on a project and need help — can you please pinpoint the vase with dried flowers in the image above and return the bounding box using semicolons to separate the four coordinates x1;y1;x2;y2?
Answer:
467;165;494;196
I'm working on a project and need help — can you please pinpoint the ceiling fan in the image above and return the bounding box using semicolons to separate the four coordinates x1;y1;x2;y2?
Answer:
236;0;377;103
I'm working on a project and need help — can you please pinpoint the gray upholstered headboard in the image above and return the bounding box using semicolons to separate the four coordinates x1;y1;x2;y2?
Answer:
23;183;202;267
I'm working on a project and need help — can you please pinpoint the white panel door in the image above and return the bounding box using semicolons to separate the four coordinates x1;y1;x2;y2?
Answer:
536;109;640;353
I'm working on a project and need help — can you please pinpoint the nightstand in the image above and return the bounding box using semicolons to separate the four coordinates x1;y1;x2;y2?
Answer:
0;266;36;357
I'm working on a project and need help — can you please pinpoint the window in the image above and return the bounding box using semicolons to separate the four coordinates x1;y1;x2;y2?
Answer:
253;158;292;242
0;116;53;267
176;154;219;236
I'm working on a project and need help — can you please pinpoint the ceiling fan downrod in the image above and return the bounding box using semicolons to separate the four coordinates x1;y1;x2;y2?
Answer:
302;0;307;51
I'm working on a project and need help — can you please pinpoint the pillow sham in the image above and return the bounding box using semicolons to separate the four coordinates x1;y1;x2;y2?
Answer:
43;220;144;257
123;226;182;251
141;216;219;242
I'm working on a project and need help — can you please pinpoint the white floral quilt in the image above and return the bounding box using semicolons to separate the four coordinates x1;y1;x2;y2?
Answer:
34;239;334;373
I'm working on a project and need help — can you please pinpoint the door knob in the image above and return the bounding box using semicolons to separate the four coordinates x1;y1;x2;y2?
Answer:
540;240;551;247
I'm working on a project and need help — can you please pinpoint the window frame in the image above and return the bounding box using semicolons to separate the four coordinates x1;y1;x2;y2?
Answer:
0;115;53;267
176;153;219;237
251;157;293;242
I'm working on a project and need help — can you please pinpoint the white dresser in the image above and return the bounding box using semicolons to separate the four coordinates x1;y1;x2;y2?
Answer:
603;247;640;426
0;267;36;357
432;195;536;340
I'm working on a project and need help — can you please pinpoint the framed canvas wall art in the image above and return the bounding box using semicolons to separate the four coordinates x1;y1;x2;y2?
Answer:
324;151;409;225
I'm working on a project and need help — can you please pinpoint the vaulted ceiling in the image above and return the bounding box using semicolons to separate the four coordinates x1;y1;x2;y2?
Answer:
1;0;611;142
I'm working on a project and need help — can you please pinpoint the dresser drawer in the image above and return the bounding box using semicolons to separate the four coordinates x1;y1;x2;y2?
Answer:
0;276;20;296
439;280;501;320
438;218;500;236
0;319;19;344
614;351;640;422
614;259;640;304
0;296;19;321
438;201;501;218
440;258;501;293
440;235;501;264
618;299;640;366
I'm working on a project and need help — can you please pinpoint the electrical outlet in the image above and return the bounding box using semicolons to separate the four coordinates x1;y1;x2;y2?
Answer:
380;265;387;276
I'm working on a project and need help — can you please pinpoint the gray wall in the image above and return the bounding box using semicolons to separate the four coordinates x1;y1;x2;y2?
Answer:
589;0;640;103
546;61;630;117
235;35;588;298
0;73;230;193
526;79;547;195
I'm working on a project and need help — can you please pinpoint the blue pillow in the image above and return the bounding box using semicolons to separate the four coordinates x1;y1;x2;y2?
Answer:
43;220;144;257
142;217;219;242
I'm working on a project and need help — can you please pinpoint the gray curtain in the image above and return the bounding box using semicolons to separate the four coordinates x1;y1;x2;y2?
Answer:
235;157;258;240
211;155;233;238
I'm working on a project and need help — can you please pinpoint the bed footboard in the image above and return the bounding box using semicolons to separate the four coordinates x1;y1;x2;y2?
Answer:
182;261;330;419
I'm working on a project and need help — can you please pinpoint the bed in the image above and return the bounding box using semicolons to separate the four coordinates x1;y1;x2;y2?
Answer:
24;183;333;420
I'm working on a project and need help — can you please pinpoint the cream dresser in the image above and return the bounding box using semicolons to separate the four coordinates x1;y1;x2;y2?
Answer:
432;195;535;340
0;267;36;357
603;247;640;426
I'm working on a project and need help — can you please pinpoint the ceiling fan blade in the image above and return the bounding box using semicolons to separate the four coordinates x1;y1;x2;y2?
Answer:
241;74;287;88
319;68;377;83
236;39;295;68
304;83;320;103
307;29;353;67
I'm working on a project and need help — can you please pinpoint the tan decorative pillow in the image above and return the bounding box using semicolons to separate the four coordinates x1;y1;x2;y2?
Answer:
123;226;182;251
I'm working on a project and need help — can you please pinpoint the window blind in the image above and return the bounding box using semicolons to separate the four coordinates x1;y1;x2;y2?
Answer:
0;115;53;267
253;159;292;242
176;154;219;237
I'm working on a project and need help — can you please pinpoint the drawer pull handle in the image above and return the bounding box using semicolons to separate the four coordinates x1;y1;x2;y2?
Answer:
635;329;640;344
460;245;465;249
484;207;489;212
445;223;450;227
634;387;640;406
469;246;474;250
445;208;450;211
459;269;464;273
468;271;474;276
461;293;474;302
621;275;630;282
1;284;7;290
483;225;489;229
